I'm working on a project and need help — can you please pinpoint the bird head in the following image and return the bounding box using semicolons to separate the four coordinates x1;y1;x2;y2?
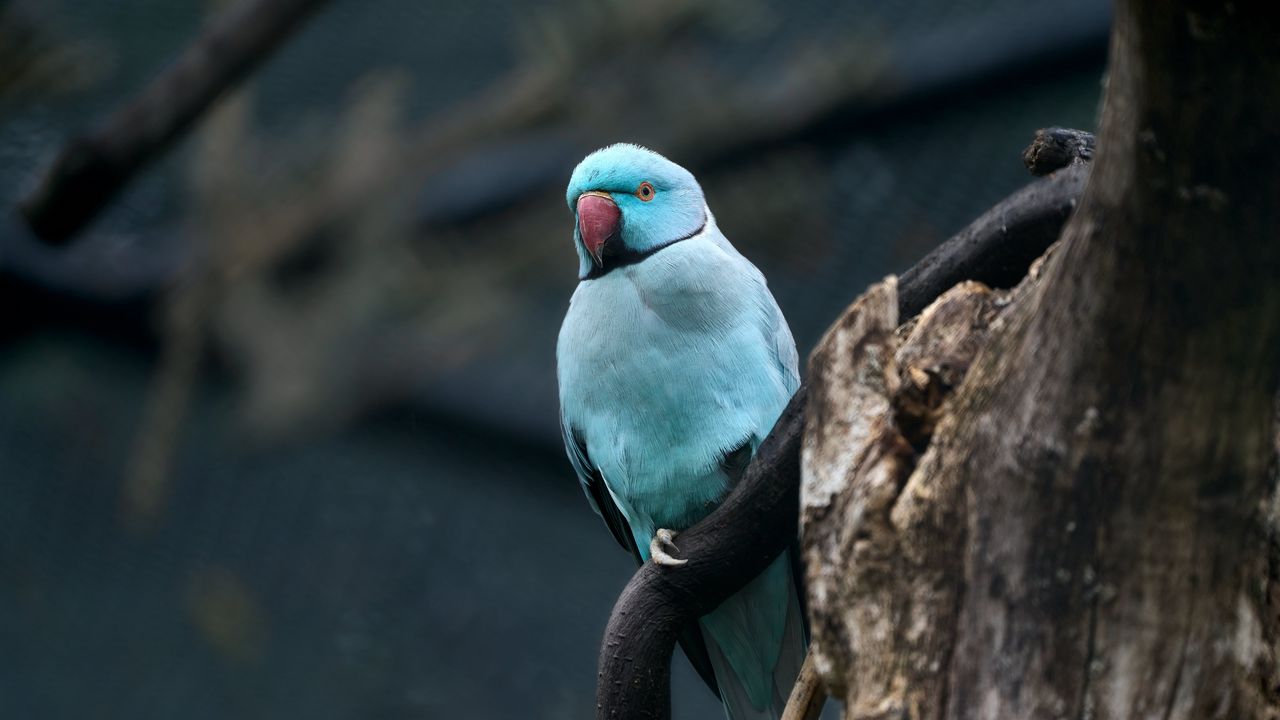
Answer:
565;144;707;279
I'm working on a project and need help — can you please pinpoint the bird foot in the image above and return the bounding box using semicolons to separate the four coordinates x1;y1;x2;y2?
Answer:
649;528;688;567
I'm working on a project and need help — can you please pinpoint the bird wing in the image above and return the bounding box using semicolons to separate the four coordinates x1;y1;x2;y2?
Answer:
561;414;640;562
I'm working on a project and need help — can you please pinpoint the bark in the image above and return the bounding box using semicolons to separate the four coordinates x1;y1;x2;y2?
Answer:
803;276;1025;718
802;2;1280;719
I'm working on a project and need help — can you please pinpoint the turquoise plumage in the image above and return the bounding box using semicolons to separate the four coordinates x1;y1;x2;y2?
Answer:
556;144;805;719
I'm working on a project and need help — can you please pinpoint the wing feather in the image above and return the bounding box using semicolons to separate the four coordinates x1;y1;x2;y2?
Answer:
561;415;639;561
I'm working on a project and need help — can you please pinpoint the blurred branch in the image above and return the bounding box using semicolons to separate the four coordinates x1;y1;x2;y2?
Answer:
420;2;1110;229
18;0;332;243
595;130;1094;720
121;272;212;531
6;1;1109;294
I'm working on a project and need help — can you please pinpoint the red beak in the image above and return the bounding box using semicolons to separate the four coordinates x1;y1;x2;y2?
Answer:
577;192;621;265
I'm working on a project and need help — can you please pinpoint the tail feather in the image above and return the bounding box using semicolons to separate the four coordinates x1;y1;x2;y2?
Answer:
705;631;773;720
771;575;807;709
698;552;806;720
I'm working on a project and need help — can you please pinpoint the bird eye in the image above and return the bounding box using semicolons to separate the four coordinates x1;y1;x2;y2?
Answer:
636;182;655;201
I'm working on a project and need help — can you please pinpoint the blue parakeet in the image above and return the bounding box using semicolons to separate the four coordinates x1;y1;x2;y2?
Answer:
556;144;805;720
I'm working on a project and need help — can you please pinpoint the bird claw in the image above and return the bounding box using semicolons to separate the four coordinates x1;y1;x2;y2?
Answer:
650;528;688;567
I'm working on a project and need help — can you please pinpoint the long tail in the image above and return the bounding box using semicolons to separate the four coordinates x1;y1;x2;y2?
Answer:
698;552;806;720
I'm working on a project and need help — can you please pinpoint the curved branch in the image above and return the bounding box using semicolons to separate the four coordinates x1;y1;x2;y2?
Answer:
596;135;1093;720
897;161;1087;315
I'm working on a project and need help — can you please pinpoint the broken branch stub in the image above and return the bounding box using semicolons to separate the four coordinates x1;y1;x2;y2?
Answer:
1021;127;1096;176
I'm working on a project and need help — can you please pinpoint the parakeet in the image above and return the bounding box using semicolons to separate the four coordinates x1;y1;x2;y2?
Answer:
556;143;805;720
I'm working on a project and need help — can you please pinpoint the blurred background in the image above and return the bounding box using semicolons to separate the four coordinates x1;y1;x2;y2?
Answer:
0;0;1107;717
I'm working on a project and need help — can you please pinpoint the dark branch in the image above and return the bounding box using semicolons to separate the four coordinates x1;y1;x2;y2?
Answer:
597;132;1093;720
897;161;1088;315
1021;126;1096;176
18;0;331;244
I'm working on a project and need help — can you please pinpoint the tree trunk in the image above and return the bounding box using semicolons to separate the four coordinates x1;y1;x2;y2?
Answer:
801;2;1280;719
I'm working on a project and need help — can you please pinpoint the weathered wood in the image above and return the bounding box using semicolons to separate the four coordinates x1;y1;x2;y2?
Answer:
803;279;1008;716
805;2;1280;718
596;137;1092;719
19;0;332;243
